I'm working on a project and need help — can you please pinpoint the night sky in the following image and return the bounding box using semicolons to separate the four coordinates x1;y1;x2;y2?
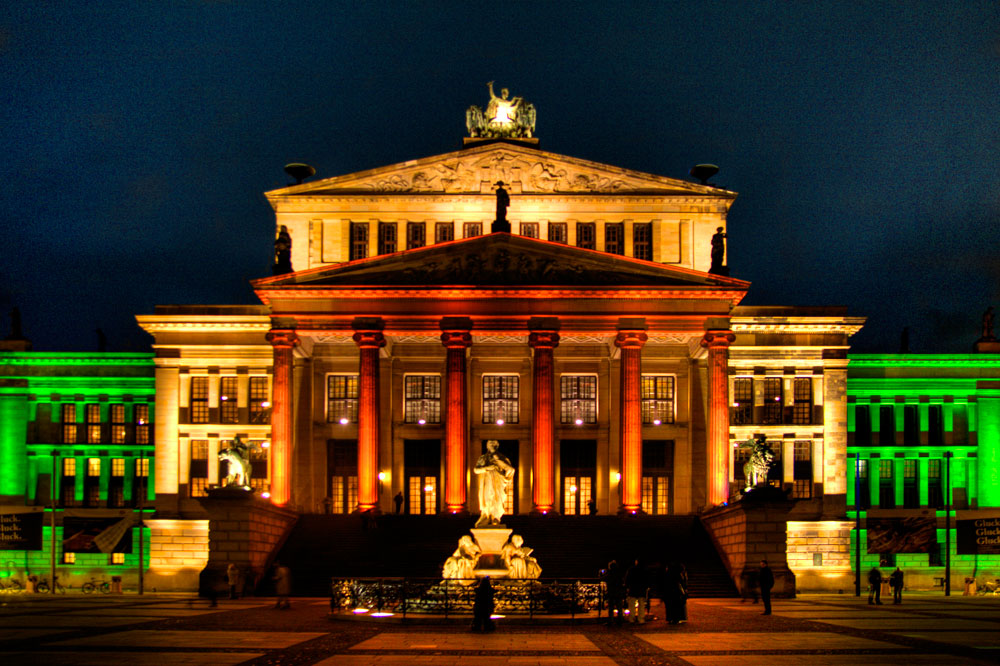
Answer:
3;2;998;353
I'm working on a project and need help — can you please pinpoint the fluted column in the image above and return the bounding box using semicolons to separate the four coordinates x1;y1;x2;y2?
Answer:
266;329;299;506
702;330;735;506
353;328;386;512
441;328;472;513
529;329;560;513
616;330;647;513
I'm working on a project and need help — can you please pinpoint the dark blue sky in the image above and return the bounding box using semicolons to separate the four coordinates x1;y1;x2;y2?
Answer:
2;2;998;352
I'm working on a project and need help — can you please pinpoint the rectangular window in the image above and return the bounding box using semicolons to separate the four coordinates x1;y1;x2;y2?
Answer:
135;404;150;444
111;404;126;444
792;441;812;499
519;222;539;239
928;405;944;446
879;459;895;508
855;458;870;510
190;377;209;424
63;552;75;564
548;222;567;244
560;375;598;425
61;457;77;507
463;222;482;238
378;222;397;254
249;442;270;494
189;439;209;498
879;405;895;445
605;223;624;255
87;457;101;477
406;222;426;249
641;476;669;515
562;476;592;516
112;458;125;476
111;552;126;565
220;377;239;423
85;457;101;507
327;375;359;424
792;378;812;425
86;403;101;444
483;375;519;424
903;405;918;444
404;375;442;424
135;457;149;477
928;459;943;509
576;222;596;249
349;222;369;261
732;378;753;425
249;377;270;424
61;404;77;444
903;459;918;508
854;405;872;445
762;377;782;424
435;222;454;243
633;222;652;260
640;375;675;425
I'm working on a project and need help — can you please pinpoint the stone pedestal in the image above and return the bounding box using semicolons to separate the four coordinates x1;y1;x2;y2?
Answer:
471;527;512;577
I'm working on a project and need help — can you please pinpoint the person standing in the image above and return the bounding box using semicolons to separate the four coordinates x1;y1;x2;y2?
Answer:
625;559;648;624
472;576;495;632
603;560;625;626
758;560;774;615
393;491;403;514
273;562;291;609
867;566;883;605
662;562;688;624
889;566;904;604
226;563;240;600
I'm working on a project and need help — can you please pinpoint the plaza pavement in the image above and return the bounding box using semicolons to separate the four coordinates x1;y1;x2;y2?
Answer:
0;591;998;665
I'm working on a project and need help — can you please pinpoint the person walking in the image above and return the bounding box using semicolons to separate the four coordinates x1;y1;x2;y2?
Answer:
625;559;648;624
394;491;403;514
661;562;688;624
472;576;495;632
889;566;904;604
226;563;240;600
758;559;774;615
740;567;759;604
867;566;883;605
603;560;625;626
273;562;291;609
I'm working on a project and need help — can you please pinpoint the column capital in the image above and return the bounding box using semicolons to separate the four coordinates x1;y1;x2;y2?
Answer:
529;330;560;349
614;330;647;350
700;330;735;349
352;330;386;349
440;330;473;349
266;329;300;349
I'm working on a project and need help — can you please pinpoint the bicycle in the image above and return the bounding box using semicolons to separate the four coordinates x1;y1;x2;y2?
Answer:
35;575;67;594
0;577;24;593
82;577;111;594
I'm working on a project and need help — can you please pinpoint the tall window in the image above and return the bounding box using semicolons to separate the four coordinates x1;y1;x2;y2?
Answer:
86;404;101;444
135;457;150;505
349;222;369;260
879;459;895;508
879;405;895;445
548;222;567;244
792;441;812;499
854;458;870;509
792;378;812;425
903;405;919;444
854;405;872;445
732;378;753;425
903;459;918;508
110;457;125;507
483;375;519;424
190;377;209;424
641;375;675;425
605;222;624;255
408;476;438;515
563;476;591;515
135;404;150;444
327;375;359;424
928;459;943;509
406;222;426;249
762;378;782;424
249;441;270;494
61;457;77;507
560;376;597;425
633;222;652;260
404;375;441;424
220;377;239;423
576;222;596;249
519;222;539;239
435;222;454;243
928;405;943;446
61;404;77;444
378;222;397;254
85;457;101;507
249;377;270;424
463;222;482;238
111;404;126;444
189;440;209;497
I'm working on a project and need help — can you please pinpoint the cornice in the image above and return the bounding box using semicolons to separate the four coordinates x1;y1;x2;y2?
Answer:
848;354;1000;367
732;318;865;336
136;315;272;333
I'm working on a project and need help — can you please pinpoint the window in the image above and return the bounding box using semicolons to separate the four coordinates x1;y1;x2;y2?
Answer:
111;404;126;444
605;223;624;255
903;459;918;508
331;475;358;514
327;375;359;424
879;405;895;445
406;222;426;249
483;375;519;424
641;476;670;515
112;458;125;476
854;405;872;445
63;552;75;564
249;441;270;494
463;222;482;238
408;475;438;515
87;458;101;477
378;222;397;254
111;552;125;565
928;459;943;509
189;440;209;497
576;222;595;249
562;476;591;516
349;222;369;260
85;458;101;507
633;222;652;260
404;375;442;424
110;457;125;507
61;404;77;444
135;457;149;477
86;404;101;444
879;459;895;508
249;377;269;424
435;222;454;243
762;378;782;424
641;375;675;425
220;377;239;423
190;377;209;424
61;457;77;507
766;443;783;488
548;222;567;244
792;441;812;499
792;378;812;425
732;378;753;425
928;405;943;446
560;376;597;425
903;405;918;444
135;404;150;444
854;458;870;510
520;222;539;239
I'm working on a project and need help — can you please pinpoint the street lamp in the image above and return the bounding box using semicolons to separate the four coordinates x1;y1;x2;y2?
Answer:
854;455;862;597
943;451;953;597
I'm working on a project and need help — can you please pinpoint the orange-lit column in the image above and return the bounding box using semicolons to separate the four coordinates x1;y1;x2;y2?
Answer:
616;330;647;513
353;328;386;512
266;329;299;506
441;329;472;513
530;330;560;513
702;330;735;506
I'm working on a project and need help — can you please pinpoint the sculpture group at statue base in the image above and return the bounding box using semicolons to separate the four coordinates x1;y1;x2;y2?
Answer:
442;526;542;583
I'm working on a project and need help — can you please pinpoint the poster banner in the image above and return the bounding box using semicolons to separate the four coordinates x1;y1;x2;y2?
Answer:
0;507;44;551
63;513;137;554
957;518;1000;555
867;517;937;554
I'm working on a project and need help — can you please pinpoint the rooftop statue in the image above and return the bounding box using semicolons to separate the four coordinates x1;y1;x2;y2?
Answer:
466;82;536;139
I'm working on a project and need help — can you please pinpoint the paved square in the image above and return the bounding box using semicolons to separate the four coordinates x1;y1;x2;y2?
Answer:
0;652;264;665
896;631;1000;649
318;657;617;665
682;655;991;666
814;617;1000;631
638;631;902;652
0;628;70;642
50;629;328;649
773;609;901;618
349;632;600;652
0;615;162;627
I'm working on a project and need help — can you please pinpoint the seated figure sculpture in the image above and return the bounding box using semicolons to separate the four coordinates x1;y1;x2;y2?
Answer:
501;534;541;580
442;535;481;583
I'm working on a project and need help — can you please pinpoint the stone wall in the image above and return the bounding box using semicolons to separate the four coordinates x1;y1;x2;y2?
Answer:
147;518;209;591
786;520;853;592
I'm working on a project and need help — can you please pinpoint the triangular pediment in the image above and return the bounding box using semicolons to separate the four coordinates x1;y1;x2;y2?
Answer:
253;234;749;289
266;141;734;197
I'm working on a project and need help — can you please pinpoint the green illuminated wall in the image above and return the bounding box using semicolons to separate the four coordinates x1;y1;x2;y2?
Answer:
0;379;29;499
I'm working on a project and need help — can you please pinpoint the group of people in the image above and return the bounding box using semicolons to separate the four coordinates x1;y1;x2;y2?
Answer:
601;559;690;625
868;566;905;605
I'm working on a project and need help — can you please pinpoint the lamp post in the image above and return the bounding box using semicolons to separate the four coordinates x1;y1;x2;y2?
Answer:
137;451;146;595
943;451;953;597
50;453;57;596
854;455;862;597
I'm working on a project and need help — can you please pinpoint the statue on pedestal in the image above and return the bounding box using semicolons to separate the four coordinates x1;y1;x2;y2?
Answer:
709;226;727;275
466;82;536;139
474;440;515;528
501;534;542;579
273;225;292;275
219;435;253;490
737;435;775;492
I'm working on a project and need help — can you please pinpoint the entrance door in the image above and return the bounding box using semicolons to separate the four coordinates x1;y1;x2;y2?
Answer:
480;440;518;515
641;440;674;515
404;439;441;515
560;440;596;515
327;439;358;514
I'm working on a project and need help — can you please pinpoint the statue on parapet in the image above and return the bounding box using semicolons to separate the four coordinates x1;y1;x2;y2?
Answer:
737;435;775;492
709;226;727;275
466;82;536;139
981;306;995;341
219;435;253;489
474;440;515;528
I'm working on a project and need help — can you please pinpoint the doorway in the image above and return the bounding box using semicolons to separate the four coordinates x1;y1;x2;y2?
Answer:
560;439;596;515
641;439;674;515
404;439;441;515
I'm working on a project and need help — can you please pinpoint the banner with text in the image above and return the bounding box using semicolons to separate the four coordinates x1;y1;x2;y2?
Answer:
957;518;1000;555
0;508;43;551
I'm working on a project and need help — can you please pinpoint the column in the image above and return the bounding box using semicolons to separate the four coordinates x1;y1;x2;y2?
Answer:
701;330;735;506
529;328;560;513
616;329;647;513
441;326;472;513
353;326;385;512
266;329;299;506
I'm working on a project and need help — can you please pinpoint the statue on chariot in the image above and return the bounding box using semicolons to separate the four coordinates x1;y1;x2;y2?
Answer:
466;82;536;139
